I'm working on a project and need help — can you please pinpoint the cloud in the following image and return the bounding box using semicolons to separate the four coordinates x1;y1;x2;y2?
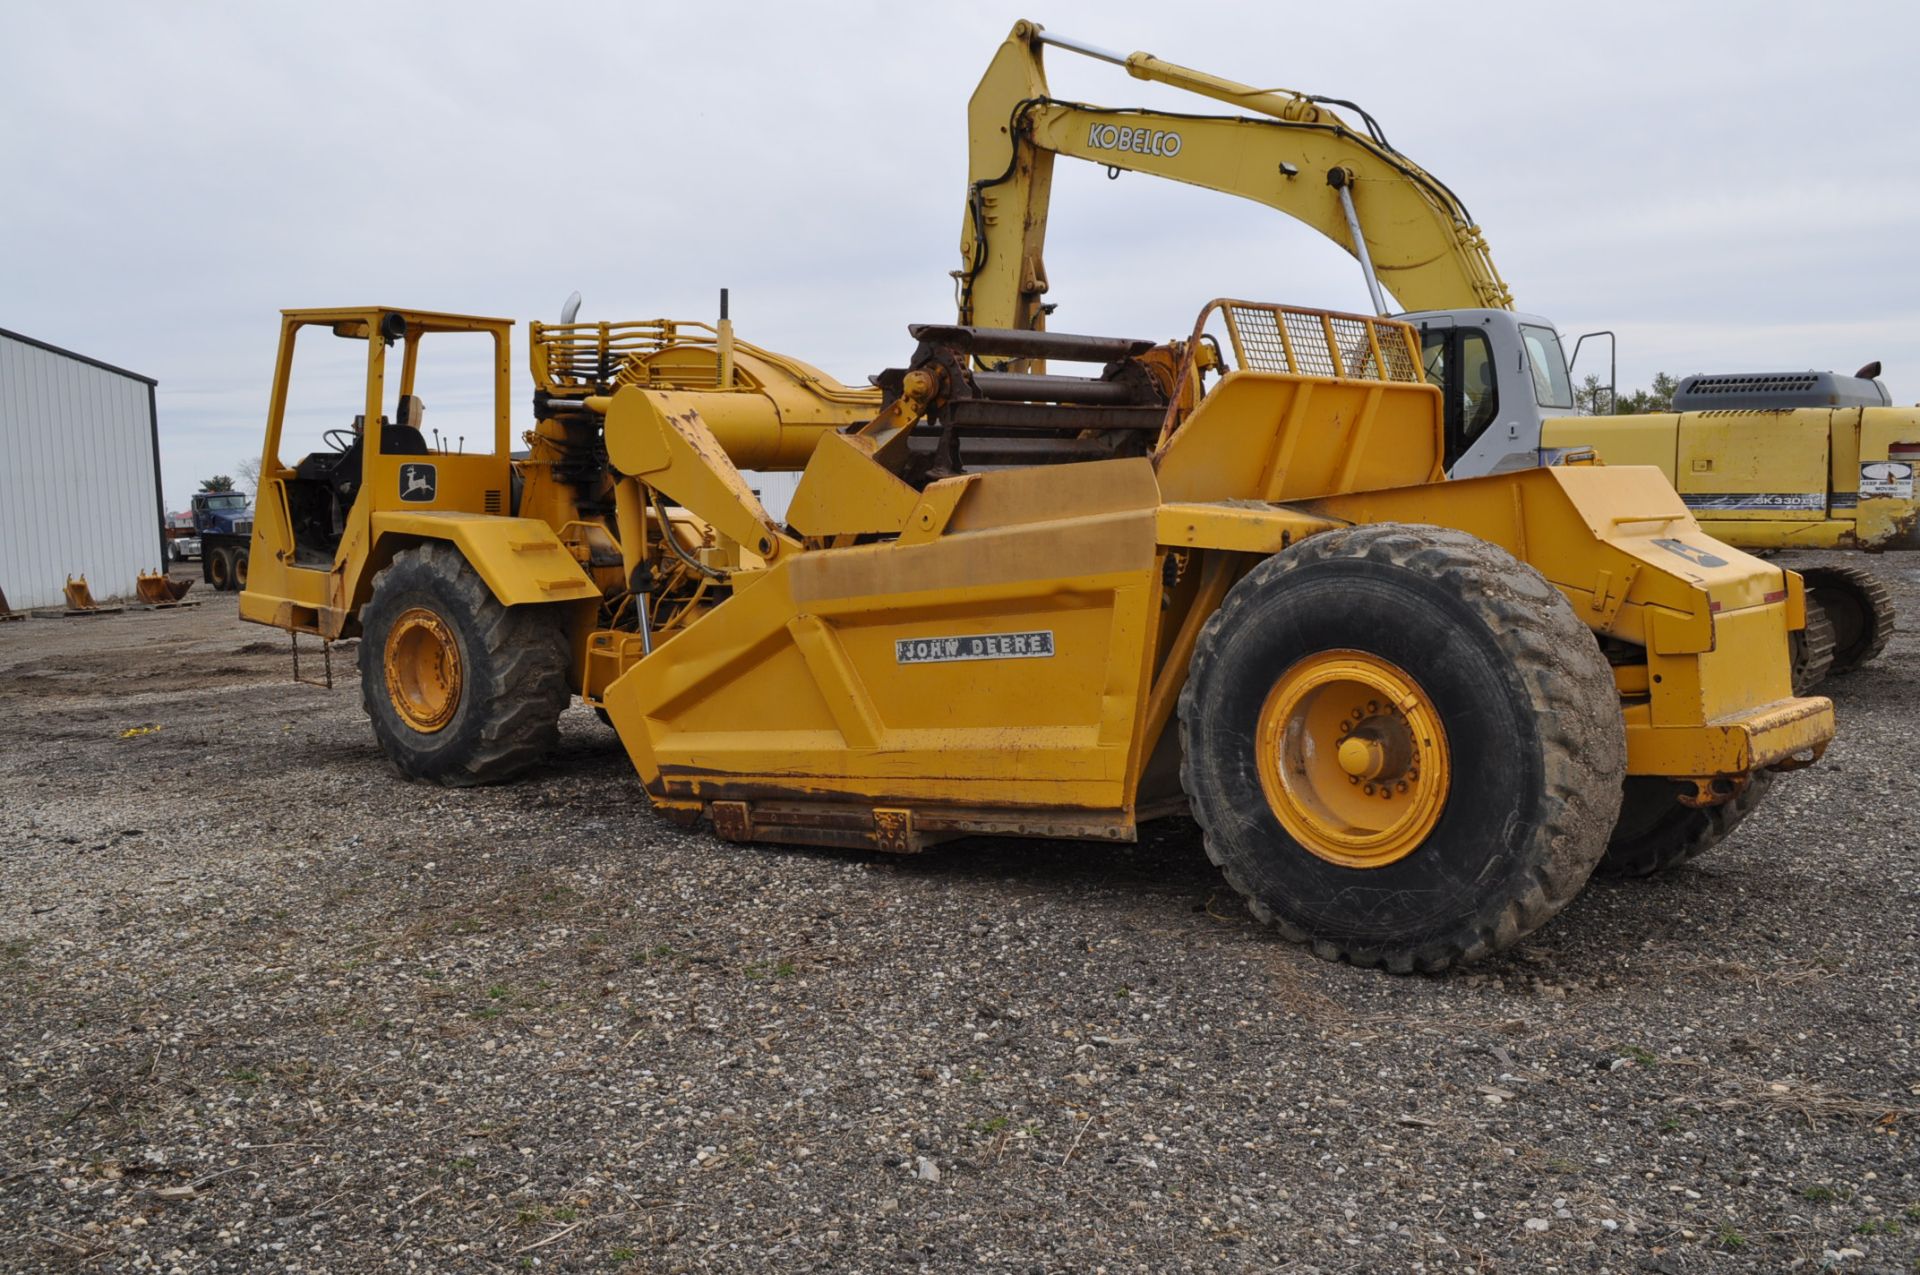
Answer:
3;0;1917;509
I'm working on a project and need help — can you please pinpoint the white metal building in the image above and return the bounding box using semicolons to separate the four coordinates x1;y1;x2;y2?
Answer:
0;328;164;610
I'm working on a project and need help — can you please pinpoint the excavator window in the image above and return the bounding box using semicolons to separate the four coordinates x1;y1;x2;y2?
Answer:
1520;324;1574;409
1423;327;1499;468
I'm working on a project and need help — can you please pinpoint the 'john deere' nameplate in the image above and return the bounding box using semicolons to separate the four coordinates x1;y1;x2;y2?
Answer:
896;631;1055;664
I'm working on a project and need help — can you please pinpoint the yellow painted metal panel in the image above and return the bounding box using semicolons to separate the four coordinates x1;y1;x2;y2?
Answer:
602;463;1163;815
1541;413;1678;478
1156;372;1443;503
1624;694;1831;778
1674;412;1828;522
1154;502;1345;553
787;432;920;538
372;512;601;605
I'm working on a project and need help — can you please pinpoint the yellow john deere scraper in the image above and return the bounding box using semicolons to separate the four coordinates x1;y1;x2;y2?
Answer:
237;294;1831;971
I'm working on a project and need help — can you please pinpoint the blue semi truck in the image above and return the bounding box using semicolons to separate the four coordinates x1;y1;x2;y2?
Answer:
189;490;253;591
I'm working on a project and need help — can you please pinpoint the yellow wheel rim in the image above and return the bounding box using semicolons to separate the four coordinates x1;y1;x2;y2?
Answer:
1255;650;1451;869
385;607;463;733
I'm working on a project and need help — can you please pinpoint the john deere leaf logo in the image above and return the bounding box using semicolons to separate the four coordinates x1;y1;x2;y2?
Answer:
1652;538;1727;569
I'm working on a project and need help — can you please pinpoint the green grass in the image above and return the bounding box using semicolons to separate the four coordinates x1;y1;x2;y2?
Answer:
1713;1223;1746;1250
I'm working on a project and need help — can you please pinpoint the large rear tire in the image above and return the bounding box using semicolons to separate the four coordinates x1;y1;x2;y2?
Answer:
232;548;249;591
1801;561;1893;675
357;542;571;786
1598;770;1775;878
1179;524;1625;973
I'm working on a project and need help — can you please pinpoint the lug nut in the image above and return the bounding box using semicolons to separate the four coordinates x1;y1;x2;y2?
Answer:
1396;781;1408;793
1363;783;1375;796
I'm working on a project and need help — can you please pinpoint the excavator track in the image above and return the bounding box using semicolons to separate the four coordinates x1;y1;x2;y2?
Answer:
1800;561;1895;676
1790;597;1837;693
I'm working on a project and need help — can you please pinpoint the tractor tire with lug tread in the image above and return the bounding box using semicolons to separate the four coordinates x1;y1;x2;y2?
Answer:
1178;523;1626;973
357;541;571;787
207;546;234;592
1598;769;1775;878
1800;561;1893;675
1789;596;1837;693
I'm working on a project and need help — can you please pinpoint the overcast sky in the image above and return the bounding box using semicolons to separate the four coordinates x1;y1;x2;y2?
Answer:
4;0;1917;511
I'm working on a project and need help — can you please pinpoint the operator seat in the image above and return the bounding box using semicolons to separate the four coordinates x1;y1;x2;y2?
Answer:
1464;361;1497;442
333;399;430;508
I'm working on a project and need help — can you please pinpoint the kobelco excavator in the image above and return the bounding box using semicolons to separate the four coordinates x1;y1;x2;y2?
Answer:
956;20;1916;689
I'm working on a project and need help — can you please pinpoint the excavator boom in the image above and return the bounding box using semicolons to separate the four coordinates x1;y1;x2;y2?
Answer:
958;20;1513;332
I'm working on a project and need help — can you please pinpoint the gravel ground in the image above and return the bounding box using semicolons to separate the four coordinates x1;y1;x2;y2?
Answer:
2;559;1917;1274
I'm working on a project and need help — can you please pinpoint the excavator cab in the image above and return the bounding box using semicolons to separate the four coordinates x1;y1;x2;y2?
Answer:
1403;308;1574;476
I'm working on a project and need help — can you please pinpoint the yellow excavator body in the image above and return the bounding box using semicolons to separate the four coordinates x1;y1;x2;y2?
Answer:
1542;406;1920;552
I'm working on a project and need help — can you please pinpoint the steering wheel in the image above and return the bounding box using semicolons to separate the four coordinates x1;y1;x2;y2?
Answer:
323;428;356;453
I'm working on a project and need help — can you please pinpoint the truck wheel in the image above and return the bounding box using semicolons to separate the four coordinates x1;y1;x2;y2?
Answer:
232;549;249;591
167;541;182;563
207;547;234;592
1800;562;1893;675
1789;598;1836;693
1179;525;1625;972
1598;770;1775;877
357;542;571;786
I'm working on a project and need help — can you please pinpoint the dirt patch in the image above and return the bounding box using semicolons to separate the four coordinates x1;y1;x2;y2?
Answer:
2;568;1917;1272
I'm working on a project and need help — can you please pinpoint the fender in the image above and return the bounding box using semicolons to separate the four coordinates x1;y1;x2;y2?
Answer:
372;511;601;606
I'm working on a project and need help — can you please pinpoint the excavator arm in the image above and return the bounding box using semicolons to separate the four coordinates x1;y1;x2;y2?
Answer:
958;20;1513;335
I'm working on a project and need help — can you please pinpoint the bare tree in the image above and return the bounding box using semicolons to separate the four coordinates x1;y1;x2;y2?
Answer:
235;455;262;495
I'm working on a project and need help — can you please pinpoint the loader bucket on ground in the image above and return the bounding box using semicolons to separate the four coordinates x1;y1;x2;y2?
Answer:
0;583;22;621
136;571;194;605
64;576;99;611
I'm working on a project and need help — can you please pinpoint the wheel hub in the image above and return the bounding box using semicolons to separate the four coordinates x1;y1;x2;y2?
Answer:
1255;650;1452;868
385;607;463;733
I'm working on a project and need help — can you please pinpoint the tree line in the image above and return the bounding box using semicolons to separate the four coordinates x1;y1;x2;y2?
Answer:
1575;372;1679;416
